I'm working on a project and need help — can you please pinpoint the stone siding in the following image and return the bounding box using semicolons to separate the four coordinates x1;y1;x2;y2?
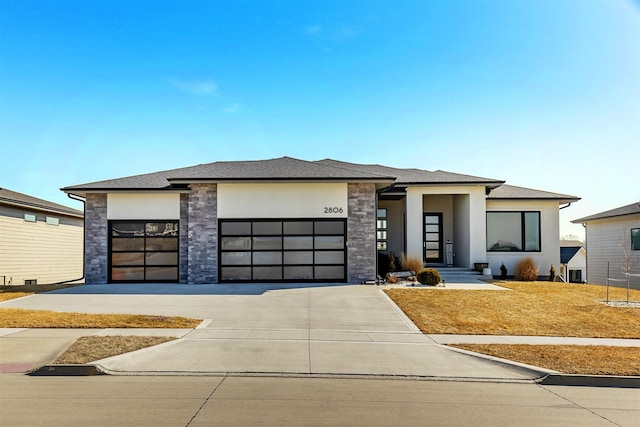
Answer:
347;183;377;283
84;193;108;284
187;184;218;283
179;193;189;283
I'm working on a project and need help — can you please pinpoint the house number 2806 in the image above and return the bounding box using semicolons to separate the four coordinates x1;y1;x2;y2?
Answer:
324;207;344;214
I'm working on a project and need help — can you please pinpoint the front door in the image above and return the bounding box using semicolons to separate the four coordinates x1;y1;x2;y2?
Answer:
423;213;443;263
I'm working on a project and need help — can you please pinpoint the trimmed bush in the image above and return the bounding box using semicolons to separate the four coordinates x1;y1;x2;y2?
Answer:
401;253;423;274
514;257;539;281
416;268;441;286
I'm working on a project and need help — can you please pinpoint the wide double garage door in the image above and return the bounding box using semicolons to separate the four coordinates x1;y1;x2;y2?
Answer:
219;219;346;282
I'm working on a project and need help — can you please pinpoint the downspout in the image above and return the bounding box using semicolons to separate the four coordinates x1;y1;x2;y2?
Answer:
559;202;572;210
52;193;86;285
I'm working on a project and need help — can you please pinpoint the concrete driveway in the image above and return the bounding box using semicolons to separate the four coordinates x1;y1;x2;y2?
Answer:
1;283;543;379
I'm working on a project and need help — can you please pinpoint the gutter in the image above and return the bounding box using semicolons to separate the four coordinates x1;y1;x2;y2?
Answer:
52;193;86;285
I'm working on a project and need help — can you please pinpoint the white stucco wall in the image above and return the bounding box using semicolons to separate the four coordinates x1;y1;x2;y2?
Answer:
107;193;180;219
406;186;486;268
218;183;348;218
486;200;561;278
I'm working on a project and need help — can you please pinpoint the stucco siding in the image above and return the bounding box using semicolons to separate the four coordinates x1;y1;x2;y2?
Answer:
218;183;347;219
0;204;83;285
486;200;561;277
584;215;640;286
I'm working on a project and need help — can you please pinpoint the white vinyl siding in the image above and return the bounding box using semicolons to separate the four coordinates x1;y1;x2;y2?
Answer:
0;205;83;285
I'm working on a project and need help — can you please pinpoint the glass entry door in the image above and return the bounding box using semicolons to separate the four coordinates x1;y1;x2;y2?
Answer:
423;213;443;263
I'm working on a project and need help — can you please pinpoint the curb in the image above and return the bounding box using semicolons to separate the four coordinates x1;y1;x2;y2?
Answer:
538;374;640;388
28;364;107;376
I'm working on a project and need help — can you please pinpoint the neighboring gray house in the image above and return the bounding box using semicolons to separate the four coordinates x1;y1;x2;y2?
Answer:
62;157;579;285
0;188;84;285
572;202;640;287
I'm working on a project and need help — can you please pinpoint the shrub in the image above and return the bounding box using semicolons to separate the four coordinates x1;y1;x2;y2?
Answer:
389;251;398;272
549;264;556;282
514;257;539;281
416;268;441;286
400;253;423;274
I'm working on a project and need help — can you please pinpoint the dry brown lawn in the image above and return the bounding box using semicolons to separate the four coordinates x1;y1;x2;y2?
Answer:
54;336;175;364
0;283;201;328
385;281;640;338
0;308;201;328
452;344;640;376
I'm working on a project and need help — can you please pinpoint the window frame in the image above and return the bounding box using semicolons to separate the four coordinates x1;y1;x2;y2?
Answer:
632;228;640;251
46;216;59;226
377;208;388;251
486;211;541;253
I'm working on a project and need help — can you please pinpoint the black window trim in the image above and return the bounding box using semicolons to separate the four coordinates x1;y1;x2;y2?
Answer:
486;211;542;253
632;228;640;251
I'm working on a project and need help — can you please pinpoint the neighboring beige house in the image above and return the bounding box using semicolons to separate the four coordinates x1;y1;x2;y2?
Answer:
0;188;84;285
572;202;640;287
559;240;586;283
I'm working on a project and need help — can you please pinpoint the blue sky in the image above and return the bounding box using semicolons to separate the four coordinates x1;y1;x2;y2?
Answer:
1;0;638;239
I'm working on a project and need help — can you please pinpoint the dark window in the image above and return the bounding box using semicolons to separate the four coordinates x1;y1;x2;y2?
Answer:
219;219;346;282
109;221;179;282
632;228;640;251
487;211;541;252
377;208;388;251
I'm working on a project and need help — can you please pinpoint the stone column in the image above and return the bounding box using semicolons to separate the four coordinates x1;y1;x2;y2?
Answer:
187;184;218;283
347;183;376;283
84;193;108;284
179;193;189;283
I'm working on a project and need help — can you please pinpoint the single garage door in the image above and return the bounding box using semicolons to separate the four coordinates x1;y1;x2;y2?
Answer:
109;220;180;282
219;219;346;282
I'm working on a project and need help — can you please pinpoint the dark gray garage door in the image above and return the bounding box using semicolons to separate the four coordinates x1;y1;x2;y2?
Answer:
219;219;346;282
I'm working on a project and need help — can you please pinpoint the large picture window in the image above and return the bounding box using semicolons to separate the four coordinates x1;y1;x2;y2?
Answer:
632;228;640;251
487;211;540;252
109;221;179;282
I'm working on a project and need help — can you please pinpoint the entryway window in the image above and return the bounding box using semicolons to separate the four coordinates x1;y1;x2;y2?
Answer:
377;208;388;251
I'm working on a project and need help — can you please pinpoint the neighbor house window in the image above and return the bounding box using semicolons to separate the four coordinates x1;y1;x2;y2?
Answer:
377;208;388;251
24;213;36;222
46;216;59;226
487;211;540;252
632;228;640;250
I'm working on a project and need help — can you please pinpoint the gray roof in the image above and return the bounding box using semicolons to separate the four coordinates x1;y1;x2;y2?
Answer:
488;184;580;203
315;159;505;187
62;156;579;203
560;246;583;264
572;202;640;223
62;157;395;192
0;188;83;218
